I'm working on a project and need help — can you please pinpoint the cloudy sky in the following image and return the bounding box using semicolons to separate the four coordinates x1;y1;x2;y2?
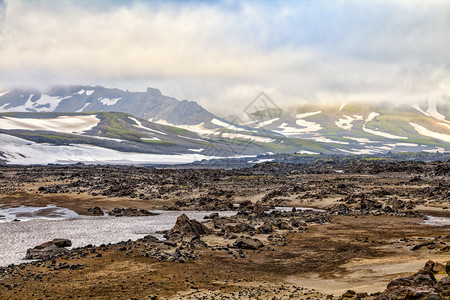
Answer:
0;0;449;115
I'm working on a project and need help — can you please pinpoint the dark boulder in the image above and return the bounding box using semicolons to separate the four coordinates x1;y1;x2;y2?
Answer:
233;237;263;250
25;238;72;260
109;207;159;217
86;207;104;216
165;214;212;239
374;261;449;299
256;222;273;234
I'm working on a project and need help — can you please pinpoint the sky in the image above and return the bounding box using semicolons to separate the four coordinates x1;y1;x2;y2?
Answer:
0;0;449;115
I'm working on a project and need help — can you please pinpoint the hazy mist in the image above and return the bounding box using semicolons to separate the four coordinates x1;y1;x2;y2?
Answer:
0;0;449;115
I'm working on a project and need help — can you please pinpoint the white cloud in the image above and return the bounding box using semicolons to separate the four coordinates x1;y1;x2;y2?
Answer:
0;0;449;115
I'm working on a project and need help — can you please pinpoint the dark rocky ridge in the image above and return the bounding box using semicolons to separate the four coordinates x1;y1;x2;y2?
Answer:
0;85;216;126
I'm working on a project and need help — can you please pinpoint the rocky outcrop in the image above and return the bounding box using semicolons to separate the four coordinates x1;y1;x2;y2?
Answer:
25;239;72;260
233;237;264;250
108;207;159;217
165;214;212;240
372;260;450;300
86;207;104;216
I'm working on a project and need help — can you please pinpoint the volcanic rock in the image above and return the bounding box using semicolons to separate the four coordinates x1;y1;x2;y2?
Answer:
25;239;72;260
374;260;449;299
233;237;264;250
165;214;212;239
86;207;104;216
108;207;159;217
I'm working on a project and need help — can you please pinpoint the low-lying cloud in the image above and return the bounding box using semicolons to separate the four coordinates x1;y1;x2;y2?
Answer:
0;0;449;115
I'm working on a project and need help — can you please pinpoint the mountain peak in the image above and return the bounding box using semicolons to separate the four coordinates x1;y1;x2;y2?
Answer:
146;87;162;96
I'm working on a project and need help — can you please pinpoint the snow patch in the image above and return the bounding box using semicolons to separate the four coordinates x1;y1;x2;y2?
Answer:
412;100;449;123
313;137;349;145
221;132;275;143
273;123;310;136
365;112;380;122
99;97;121;106
86;90;95;96
212;118;252;132
335;115;355;130
0;134;218;165
362;125;408;139
255;117;280;128
295;119;322;132
409;122;450;143
76;103;90;112
296;150;319;154
248;158;274;164
141;137;160;141
343;136;378;143
189;148;204;153
295;111;321;119
0;94;64;113
339;103;346;111
0;115;100;134
386;143;419;147
129;117;167;135
0;91;10;97
76;89;86;95
156;120;218;136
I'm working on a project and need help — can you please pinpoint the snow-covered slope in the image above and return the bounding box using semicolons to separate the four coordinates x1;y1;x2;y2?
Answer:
238;100;449;154
0;85;448;164
0;86;215;126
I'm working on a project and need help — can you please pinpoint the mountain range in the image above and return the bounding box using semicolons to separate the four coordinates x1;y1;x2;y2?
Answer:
0;85;448;165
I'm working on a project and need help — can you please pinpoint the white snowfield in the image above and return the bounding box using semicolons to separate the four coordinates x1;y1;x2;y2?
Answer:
0;134;214;165
312;137;349;145
155;120;219;136
76;89;94;96
296;150;319;154
0;94;67;113
221;132;275;143
99;97;121;106
295;111;321;119
409;122;450;143
386;143;419;147
129;117;167;135
211;118;253;132
0;91;10;97
76;103;91;112
295;119;323;132
255;117;280;128
335;115;356;130
287;111;323;133
362;125;408;140
273;122;310;136
343;136;378;143
365;112;380;122
0;115;100;134
412;100;449;123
